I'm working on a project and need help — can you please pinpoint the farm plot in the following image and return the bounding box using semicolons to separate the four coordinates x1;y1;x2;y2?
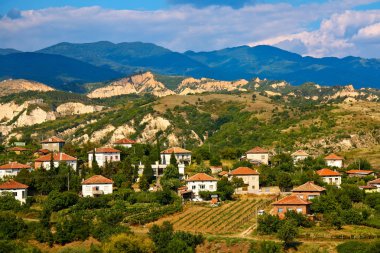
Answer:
163;198;270;235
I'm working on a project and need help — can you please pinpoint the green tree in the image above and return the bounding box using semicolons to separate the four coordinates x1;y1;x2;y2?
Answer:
277;172;293;191
277;220;298;245
217;177;235;200
139;176;150;192
92;150;101;175
102;233;154;253
170;152;178;167
257;214;281;235
0;192;22;211
0;212;27;240
143;157;154;183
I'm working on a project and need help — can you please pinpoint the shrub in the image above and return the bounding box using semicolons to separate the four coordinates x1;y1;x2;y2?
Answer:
0;193;22;211
257;214;281;235
0;212;27;240
277;220;298;245
102;233;154;253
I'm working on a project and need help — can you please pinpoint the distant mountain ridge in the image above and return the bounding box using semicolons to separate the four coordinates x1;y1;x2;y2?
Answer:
1;41;380;89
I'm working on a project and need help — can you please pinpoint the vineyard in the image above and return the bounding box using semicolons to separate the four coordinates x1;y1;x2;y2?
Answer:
158;197;273;235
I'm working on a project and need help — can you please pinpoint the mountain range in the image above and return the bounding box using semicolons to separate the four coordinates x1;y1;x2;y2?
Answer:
1;41;380;91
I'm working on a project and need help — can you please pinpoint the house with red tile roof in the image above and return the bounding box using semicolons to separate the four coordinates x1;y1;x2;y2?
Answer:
218;171;228;177
291;150;309;163
368;178;380;192
41;136;65;152
8;146;29;155
317;168;342;186
324;153;344;168
291;181;326;200
161;147;192;165
272;195;311;217
229;167;260;194
0;162;32;179
245;146;269;165
82;175;113;197
346;170;375;178
359;185;378;193
186;173;218;198
35;152;77;170
113;138;136;148
88;147;121;168
0;180;28;203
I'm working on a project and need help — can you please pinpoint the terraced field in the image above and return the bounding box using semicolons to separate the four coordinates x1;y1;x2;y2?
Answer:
158;198;273;235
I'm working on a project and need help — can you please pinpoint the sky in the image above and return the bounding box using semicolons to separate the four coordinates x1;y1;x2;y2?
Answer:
1;0;380;58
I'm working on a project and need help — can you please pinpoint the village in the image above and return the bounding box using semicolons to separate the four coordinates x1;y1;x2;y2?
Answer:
1;135;379;220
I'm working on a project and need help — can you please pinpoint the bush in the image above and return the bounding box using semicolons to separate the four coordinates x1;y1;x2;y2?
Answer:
54;213;91;244
277;220;298;245
0;212;27;240
0;240;41;253
102;233;154;253
0;193;22;211
45;191;79;212
257;214;281;235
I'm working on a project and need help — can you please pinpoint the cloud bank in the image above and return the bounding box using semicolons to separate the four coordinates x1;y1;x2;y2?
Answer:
0;1;380;58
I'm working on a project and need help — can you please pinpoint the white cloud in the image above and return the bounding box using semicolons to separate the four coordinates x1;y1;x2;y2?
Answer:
0;1;379;58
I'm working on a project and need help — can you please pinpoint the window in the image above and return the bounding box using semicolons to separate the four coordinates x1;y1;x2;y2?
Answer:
329;178;333;184
287;208;293;211
278;208;283;213
296;208;303;213
299;195;304;199
192;185;196;190
13;192;17;197
115;156;118;160
200;185;205;189
308;195;316;200
252;185;255;189
22;191;25;199
209;185;213;190
261;155;265;159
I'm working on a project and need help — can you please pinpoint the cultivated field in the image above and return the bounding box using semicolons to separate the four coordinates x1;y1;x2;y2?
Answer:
154;196;274;235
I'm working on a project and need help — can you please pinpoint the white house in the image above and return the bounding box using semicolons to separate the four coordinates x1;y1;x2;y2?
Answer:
113;138;136;148
161;147;192;165
368;178;380;192
291;150;309;163
186;173;218;198
35;153;77;170
229;167;260;194
88;147;121;168
324;154;344;168
0;180;28;203
317;168;342;187
245;146;269;165
41;136;65;152
0;162;32;179
82;175;113;197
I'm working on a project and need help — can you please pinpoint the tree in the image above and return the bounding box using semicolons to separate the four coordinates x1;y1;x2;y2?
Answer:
346;158;372;171
102;233;154;253
231;176;245;189
143;157;154;183
170;152;178;167
217;177;235;200
0;192;22;211
210;155;222;166
0;212;27;240
44;191;79;212
276;172;293;191
92;150;101;175
257;214;281;235
54;213;90;244
277;220;298;245
149;221;173;252
324;211;343;230
139;176;150;192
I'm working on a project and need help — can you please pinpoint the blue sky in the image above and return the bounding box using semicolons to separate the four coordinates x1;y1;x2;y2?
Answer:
1;0;380;58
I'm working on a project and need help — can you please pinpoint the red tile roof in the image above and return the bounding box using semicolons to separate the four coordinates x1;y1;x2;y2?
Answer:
8;147;29;152
359;185;377;189
272;195;311;205
35;153;77;162
0;162;31;170
161;147;191;154
317;168;341;176
218;171;228;176
368;178;380;185
114;138;136;144
246;146;268;154
41;136;65;143
37;149;50;154
82;175;113;185
90;147;121;153
230;167;260;175
346;170;374;175
291;150;309;156
292;181;326;192
324;153;343;160
0;180;28;189
186;173;218;181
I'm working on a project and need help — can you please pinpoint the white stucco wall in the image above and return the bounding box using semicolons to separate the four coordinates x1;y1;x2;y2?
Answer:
326;160;343;168
88;152;120;167
161;153;191;165
186;180;217;197
322;176;342;186
246;153;269;165
82;183;113;197
42;161;77;171
0;189;27;203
